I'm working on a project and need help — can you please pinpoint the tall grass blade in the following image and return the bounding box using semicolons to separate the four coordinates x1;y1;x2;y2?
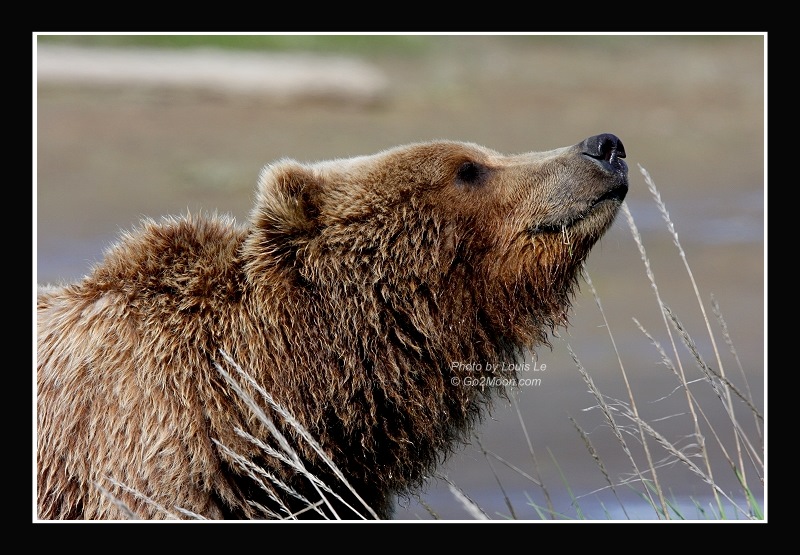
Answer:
215;350;379;519
475;436;517;519
622;198;722;511
583;271;670;518
511;392;555;516
569;343;661;518
440;475;489;520
547;447;586;519
711;294;764;442
639;165;748;491
568;415;630;519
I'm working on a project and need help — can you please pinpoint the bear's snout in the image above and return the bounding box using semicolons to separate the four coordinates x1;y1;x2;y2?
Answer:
579;133;627;176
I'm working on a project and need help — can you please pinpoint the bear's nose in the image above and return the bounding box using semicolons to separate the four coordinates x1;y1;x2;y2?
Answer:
580;133;626;162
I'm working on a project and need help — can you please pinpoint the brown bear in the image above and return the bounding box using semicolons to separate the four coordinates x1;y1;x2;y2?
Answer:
37;134;628;520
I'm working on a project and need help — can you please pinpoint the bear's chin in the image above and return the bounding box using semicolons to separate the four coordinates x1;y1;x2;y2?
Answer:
529;195;625;251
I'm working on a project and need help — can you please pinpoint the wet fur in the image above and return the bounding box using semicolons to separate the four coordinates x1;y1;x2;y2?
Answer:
37;139;626;519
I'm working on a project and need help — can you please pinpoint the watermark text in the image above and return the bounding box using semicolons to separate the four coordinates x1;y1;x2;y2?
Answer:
451;375;543;387
449;360;547;373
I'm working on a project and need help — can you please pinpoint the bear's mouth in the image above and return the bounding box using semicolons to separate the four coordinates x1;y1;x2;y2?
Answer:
528;183;628;235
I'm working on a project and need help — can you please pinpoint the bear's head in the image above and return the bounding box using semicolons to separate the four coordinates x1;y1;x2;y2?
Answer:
243;134;628;351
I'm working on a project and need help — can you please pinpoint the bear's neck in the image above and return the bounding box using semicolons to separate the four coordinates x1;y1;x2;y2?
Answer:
231;213;586;511
233;256;572;511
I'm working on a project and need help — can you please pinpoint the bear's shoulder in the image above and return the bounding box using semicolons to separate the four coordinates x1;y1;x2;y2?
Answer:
86;213;247;302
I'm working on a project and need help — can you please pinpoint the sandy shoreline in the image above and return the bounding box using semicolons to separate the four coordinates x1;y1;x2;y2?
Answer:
36;44;389;105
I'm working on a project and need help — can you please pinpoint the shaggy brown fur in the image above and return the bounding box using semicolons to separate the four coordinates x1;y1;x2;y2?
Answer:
37;134;628;520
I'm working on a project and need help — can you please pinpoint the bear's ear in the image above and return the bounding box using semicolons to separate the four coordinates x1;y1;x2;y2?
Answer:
250;160;322;241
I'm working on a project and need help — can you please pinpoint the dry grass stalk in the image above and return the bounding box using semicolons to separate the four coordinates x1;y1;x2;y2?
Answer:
475;436;517;519
711;294;763;443
511;392;555;516
568;415;630;519
212;438;309;519
619;408;753;518
440;475;490;520
638;165;748;489
214;350;379;520
663;307;764;473
621;199;722;511
569;343;662;516
582;272;671;518
99;477;185;520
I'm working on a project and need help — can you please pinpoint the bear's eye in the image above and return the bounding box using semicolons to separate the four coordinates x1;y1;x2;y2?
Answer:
455;161;486;186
